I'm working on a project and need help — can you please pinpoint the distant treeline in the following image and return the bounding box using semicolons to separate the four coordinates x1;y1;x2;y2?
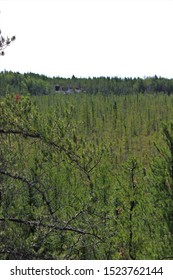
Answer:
0;71;173;96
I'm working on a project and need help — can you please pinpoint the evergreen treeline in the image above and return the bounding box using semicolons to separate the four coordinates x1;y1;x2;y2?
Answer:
0;71;173;96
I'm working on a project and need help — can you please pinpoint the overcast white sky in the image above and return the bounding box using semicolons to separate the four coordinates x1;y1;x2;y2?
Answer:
0;0;172;78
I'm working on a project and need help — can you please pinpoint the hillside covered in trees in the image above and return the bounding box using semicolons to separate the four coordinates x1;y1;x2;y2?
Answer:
0;71;173;260
0;71;173;96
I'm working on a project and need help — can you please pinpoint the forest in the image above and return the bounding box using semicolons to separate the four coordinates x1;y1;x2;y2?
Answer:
0;71;173;259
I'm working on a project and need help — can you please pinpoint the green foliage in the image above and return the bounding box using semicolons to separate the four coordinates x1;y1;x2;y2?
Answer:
0;71;173;97
151;123;173;253
0;90;173;259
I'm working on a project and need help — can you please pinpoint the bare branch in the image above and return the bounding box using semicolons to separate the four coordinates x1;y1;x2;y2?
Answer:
0;32;16;55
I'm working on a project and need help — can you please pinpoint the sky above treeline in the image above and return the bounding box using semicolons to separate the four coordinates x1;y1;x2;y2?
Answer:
0;0;173;79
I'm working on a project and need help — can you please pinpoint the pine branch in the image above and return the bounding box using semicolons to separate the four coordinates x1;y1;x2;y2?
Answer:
0;128;96;189
0;217;102;240
0;168;54;215
0;128;41;139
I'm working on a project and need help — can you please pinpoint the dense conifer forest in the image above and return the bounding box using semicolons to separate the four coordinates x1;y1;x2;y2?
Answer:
0;71;173;259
